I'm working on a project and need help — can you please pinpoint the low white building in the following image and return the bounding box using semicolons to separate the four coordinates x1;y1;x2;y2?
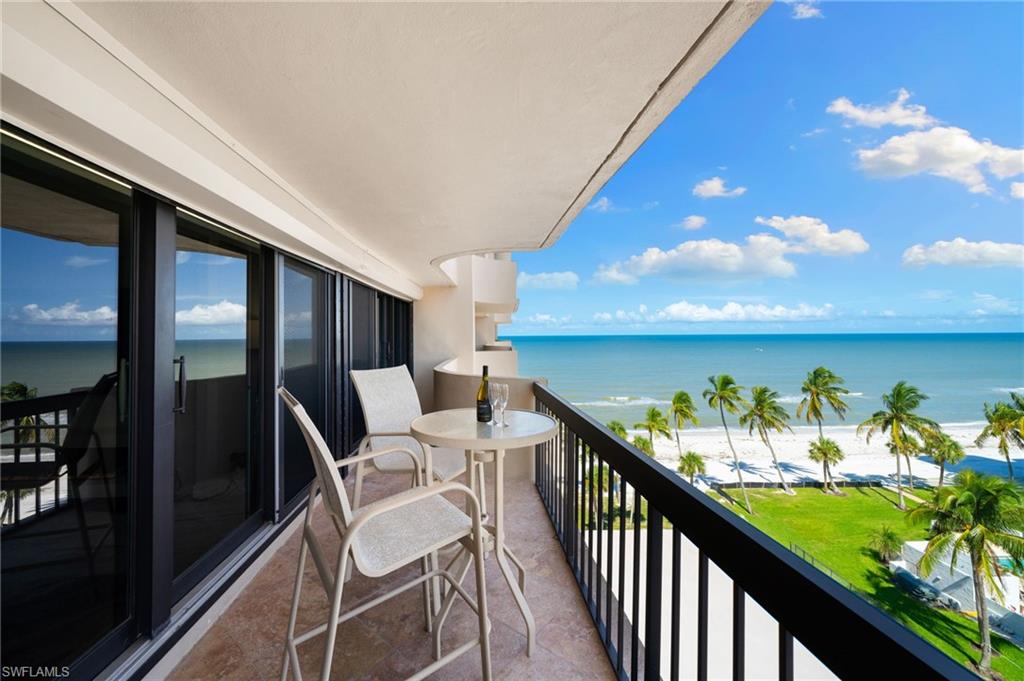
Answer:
902;540;1022;613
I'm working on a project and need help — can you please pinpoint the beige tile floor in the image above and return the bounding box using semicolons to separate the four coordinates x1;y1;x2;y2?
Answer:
168;472;615;681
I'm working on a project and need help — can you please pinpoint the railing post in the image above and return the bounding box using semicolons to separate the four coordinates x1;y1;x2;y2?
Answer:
645;507;663;680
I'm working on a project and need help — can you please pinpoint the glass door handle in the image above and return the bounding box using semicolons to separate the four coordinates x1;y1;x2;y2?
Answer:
173;355;187;414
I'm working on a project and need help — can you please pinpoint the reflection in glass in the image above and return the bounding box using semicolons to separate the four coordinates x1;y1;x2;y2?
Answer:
172;217;260;581
348;280;377;451
282;261;325;502
0;133;132;669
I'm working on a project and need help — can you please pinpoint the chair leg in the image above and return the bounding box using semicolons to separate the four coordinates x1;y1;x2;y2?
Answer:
476;461;488;520
421;554;434;632
472;531;492;680
281;542;309;681
319;551;350;681
432;548;473;661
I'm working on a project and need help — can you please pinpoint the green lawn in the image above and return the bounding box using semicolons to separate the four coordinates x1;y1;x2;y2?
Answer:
713;486;1024;679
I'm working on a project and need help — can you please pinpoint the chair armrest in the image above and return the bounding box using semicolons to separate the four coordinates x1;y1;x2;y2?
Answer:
343;481;482;543
356;432;436;482
337;446;422;473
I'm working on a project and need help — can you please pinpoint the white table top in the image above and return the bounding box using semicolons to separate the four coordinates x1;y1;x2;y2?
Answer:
411;408;557;450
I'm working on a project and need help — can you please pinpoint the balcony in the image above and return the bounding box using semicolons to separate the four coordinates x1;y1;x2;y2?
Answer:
163;384;972;681
472;256;518;316
167;474;611;681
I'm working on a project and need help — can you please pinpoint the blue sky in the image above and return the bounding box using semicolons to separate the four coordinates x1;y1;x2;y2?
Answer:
507;1;1024;336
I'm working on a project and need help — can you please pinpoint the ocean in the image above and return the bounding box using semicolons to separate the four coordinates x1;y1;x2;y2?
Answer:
3;334;1021;428
508;333;1024;428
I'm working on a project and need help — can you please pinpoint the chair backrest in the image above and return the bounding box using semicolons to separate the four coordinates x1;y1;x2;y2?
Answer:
350;366;422;450
61;371;119;474
278;386;352;525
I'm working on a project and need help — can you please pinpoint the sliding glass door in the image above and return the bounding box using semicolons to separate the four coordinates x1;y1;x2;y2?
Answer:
0;131;134;674
171;212;262;596
280;258;329;504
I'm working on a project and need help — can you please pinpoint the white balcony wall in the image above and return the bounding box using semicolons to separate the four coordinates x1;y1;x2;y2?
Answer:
472;255;518;314
474;349;519;377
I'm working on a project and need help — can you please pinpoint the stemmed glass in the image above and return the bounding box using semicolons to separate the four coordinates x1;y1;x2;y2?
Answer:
496;383;510;427
488;382;502;426
488;382;510;427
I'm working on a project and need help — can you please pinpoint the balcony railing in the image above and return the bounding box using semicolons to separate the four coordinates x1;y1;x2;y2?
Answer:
532;382;973;680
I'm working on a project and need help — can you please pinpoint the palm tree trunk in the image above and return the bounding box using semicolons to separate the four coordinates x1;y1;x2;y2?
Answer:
765;434;793;495
689;472;694;485
1003;441;1014;480
820;460;829;493
895;451;905;510
972;559;993;672
904;453;914;489
721;404;751;514
675;427;682;456
938;461;945;490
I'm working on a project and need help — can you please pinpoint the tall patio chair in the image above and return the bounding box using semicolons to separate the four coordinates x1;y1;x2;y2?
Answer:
350;366;485;512
278;386;491;681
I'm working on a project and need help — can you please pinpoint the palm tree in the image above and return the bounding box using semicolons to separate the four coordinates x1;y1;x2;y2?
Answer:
977;401;1024;480
607;420;628;440
703;375;752;513
740;386;794;495
631;435;654;457
858;381;938;510
634;406;671;444
797;367;850;493
868;525;903;563
808;437;844;493
907;471;1024;674
677;451;706;485
923;430;965;490
899;434;922;490
669;391;700;456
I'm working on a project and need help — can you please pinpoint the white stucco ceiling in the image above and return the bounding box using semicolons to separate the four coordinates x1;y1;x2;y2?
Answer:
74;2;765;287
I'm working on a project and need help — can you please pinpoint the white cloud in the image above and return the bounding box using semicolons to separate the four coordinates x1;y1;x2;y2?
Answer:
176;300;247;325
1012;182;1024;199
594;300;833;323
902;238;1024;268
791;2;823;20
693;176;746;199
856;126;1024;194
827;88;936;129
64;255;108;268
587;196;615;213
918;289;952;302
971;292;1019;316
594;234;794;284
679;215;707;231
525;313;572;326
22;301;117;325
754;215;869;255
176;252;191;265
642;201;660;210
801;128;827;138
659;300;833;322
517;271;579;290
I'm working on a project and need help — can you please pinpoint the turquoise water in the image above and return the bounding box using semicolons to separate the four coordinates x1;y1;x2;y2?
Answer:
508;333;1024;427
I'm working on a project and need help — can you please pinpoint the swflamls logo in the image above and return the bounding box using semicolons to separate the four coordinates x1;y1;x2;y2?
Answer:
1;667;71;678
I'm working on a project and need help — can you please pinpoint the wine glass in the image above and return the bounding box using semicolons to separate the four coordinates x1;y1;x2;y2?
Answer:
496;383;510;427
488;382;502;426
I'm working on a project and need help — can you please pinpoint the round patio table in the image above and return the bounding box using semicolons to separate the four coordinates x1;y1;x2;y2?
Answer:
411;408;557;656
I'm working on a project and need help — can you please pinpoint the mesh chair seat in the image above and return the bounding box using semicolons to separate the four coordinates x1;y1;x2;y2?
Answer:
352;487;473;577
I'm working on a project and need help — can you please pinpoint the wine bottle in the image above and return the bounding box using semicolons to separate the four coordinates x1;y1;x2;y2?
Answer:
476;365;492;423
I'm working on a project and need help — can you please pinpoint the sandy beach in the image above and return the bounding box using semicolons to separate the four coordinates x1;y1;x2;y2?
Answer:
631;422;1017;488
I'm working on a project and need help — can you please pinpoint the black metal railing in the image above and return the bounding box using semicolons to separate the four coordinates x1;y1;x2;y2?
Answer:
533;382;972;680
0;390;87;526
